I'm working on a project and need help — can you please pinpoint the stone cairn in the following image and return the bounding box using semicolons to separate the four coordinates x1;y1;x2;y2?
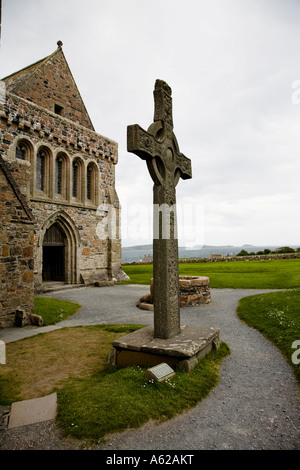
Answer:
138;276;211;311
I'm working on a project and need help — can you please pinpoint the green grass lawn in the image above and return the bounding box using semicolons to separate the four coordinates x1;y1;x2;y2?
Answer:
0;322;230;444
56;341;230;443
2;258;299;445
121;258;300;289
34;297;81;325
237;289;300;385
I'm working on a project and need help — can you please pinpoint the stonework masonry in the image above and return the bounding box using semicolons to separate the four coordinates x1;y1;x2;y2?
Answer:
2;41;94;131
0;43;126;327
138;276;211;311
0;155;35;328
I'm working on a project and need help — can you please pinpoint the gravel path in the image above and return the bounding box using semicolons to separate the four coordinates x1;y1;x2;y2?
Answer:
0;286;299;450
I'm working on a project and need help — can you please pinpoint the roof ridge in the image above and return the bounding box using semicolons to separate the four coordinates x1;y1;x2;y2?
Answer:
2;41;95;131
2;46;60;92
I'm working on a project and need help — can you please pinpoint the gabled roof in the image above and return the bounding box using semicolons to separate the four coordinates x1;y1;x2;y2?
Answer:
2;54;53;91
2;41;95;131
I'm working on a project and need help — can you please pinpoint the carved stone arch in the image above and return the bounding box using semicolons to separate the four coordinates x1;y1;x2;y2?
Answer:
37;211;81;286
10;135;35;195
54;147;70;158
12;135;34;163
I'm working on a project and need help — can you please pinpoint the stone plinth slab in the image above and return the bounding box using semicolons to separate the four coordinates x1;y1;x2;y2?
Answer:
8;393;57;429
109;325;220;371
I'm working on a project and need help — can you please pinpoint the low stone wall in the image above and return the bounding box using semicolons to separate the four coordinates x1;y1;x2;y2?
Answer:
124;252;300;266
179;276;211;307
178;253;300;263
138;276;211;311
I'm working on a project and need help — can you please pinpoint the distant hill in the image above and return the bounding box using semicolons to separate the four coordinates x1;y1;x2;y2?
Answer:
122;243;299;263
122;244;153;251
192;244;235;249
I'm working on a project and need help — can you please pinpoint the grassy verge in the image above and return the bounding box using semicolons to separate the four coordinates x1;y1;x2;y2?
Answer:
120;258;300;289
0;324;230;444
56;342;230;443
0;325;144;406
3;259;299;443
34;297;81;325
237;289;300;384
120;264;153;285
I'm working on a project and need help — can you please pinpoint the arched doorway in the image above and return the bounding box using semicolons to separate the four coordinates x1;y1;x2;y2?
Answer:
42;223;66;282
38;211;81;288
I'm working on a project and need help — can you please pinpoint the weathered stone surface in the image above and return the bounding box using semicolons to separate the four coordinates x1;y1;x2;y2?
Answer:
139;293;153;303
8;393;57;429
127;80;192;339
138;302;154;311
145;363;175;382
111;325;220;371
29;313;44;326
180;280;191;288
14;310;30;327
0;41;126;324
138;276;211;310
109;81;219;371
0;157;35;328
113;324;219;357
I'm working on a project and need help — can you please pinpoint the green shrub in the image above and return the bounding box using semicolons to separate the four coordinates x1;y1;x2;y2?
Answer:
237;250;249;256
273;246;295;254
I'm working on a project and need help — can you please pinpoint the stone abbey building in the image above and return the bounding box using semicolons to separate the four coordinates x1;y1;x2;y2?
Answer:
0;42;125;328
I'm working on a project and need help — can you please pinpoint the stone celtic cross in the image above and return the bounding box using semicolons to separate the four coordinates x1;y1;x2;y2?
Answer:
127;80;192;339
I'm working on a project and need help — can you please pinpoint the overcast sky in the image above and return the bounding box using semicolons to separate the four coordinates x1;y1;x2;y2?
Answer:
1;0;300;247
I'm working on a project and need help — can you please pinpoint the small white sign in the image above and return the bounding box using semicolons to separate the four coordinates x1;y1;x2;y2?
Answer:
0;340;6;365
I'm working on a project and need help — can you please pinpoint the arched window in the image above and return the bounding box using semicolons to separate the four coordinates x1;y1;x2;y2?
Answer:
36;149;46;192
72;157;84;202
87;162;98;203
14;138;35;195
87;165;92;200
16;143;26;160
36;146;51;195
55;157;63;194
72;160;79;198
55;153;68;198
15;139;33;162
